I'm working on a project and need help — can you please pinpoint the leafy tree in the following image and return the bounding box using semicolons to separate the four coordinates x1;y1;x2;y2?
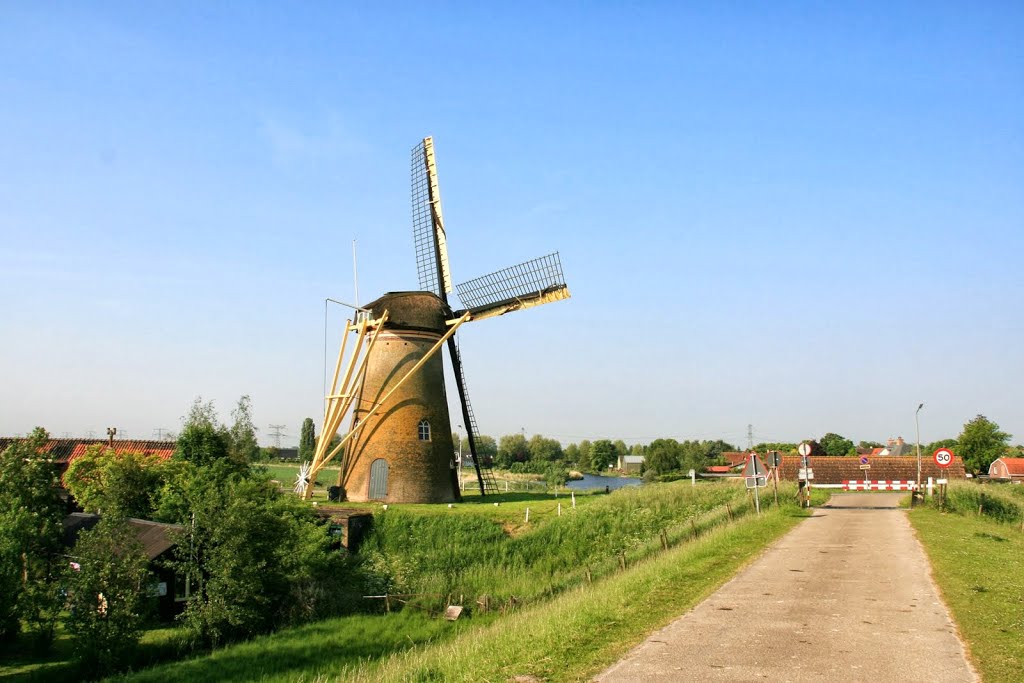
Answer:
457;434;497;463
577;440;592;470
613;440;629;457
858;440;883;449
819;433;855;457
495;434;530;468
924;438;958;454
957;415;1011;475
543;463;569;487
753;442;798;454
64;518;152;677
630;443;646;455
645;438;681;475
701;440;736;459
588;440;617;472
527;435;563;462
0;428;66;647
563;443;580;464
65;446;166;519
298;418;316;462
175;398;230;468
227;395;259;465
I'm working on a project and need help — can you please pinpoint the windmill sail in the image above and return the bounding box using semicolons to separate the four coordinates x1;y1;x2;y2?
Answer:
456;252;570;321
412;137;453;296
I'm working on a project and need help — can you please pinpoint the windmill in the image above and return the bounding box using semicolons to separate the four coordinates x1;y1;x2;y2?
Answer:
302;137;570;503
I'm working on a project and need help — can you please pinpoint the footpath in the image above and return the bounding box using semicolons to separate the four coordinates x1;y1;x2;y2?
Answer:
596;492;977;682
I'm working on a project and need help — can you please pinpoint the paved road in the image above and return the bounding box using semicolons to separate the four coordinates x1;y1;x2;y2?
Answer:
596;493;977;682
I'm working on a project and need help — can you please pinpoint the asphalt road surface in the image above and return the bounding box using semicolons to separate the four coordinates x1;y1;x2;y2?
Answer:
596;492;977;682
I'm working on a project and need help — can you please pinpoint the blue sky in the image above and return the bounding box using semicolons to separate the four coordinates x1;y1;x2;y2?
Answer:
2;2;1021;448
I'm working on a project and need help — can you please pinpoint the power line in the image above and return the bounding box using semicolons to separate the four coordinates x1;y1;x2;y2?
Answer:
153;428;170;440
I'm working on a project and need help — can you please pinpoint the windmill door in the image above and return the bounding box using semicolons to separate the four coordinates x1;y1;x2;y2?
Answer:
368;459;389;499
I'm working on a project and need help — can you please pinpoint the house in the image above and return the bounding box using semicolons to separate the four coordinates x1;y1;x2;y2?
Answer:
0;437;176;476
880;437;913;457
705;465;732;475
64;512;185;621
988;457;1024;481
722;452;750;468
616;454;644;473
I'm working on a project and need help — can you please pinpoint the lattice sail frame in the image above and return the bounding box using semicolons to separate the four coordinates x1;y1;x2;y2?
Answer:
411;137;453;297
455;252;569;312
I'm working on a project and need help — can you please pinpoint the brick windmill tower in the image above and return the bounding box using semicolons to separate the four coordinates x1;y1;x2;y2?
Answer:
301;137;570;503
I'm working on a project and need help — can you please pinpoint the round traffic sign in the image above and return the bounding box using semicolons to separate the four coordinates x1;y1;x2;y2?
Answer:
859;455;869;465
798;443;811;457
933;448;954;468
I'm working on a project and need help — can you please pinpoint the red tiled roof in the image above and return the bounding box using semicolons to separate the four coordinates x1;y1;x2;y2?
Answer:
870;448;884;456
994;458;1024;476
0;438;175;464
722;452;749;467
706;465;732;473
777;455;966;484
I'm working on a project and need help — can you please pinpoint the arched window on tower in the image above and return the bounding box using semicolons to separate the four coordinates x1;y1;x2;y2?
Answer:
418;419;431;441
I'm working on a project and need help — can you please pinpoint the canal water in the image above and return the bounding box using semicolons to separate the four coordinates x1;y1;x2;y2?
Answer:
566;473;642;491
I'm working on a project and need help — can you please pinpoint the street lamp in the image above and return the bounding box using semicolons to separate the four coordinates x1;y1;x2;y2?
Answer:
456;424;464;491
915;403;924;503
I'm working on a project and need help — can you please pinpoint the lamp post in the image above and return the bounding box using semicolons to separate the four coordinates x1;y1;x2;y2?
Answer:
456;424;464;491
915;403;924;504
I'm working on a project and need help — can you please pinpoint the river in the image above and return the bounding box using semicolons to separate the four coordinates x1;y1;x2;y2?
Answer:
566;473;642;491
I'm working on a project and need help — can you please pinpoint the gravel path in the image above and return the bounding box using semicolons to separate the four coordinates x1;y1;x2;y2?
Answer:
595;492;977;682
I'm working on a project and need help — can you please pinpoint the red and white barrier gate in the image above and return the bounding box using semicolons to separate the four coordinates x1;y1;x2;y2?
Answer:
841;480;917;491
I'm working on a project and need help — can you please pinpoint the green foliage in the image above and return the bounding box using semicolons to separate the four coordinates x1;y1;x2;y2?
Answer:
754;442;798;454
818;432;854;457
495;434;529;468
298;418;316;463
227;396;259;465
957;415;1011;474
527;435;563;462
858;440;883;449
0;427;66;648
64;518;152;677
577;440;592;468
588;440;616;472
174;398;230;468
543;463;569;487
645;439;680;475
924;438;958;454
612;440;628;457
170;469;346;647
563;443;580;464
64;446;168;519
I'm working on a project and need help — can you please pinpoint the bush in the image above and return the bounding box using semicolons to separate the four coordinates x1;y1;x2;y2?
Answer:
64;517;152;677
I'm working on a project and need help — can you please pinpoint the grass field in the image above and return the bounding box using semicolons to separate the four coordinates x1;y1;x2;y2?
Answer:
910;505;1024;682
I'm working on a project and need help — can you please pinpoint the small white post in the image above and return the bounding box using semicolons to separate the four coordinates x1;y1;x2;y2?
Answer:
505;480;509;492
525;507;530;523
558;502;562;516
571;491;576;509
689;468;696;486
928;477;934;497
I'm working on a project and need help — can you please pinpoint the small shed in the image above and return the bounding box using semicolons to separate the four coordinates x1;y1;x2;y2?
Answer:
314;508;374;552
988;457;1024;481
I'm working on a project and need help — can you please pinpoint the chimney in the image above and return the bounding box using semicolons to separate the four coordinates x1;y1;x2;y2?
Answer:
896;436;904;445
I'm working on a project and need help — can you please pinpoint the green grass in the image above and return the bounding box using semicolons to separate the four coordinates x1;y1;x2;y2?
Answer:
927;481;1024;526
348;506;810;682
909;507;1024;683
112;610;482;683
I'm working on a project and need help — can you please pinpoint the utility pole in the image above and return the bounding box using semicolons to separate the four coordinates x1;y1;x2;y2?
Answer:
268;424;287;448
153;428;170;440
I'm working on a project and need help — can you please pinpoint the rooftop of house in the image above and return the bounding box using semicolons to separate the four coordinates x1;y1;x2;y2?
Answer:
64;512;182;560
993;457;1024;476
0;437;176;464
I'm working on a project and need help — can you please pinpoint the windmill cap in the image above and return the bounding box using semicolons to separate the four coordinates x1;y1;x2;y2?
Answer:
367;291;451;332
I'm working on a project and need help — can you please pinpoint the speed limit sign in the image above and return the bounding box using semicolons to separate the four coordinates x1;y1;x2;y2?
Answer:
933;448;954;468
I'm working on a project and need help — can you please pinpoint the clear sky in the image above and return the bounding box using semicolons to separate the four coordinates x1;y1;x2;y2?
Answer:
2;2;1022;448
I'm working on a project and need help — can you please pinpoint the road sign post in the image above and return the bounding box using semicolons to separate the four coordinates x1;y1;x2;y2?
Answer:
743;454;769;515
797;443;812;507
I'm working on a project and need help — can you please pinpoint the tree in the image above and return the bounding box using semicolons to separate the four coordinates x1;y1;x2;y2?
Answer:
819;433;855;457
613;440;629;458
527;435;563;462
577;440;592;470
645;439;681;475
298;418;316;462
543;463;569;487
563;443;580;465
858;440;883;449
65;446;167;519
228;396;259;465
64;518;152;677
0;428;66;647
495;434;530;469
175;398;230;468
588;440;617;472
924;438;957;454
957;415;1011;475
